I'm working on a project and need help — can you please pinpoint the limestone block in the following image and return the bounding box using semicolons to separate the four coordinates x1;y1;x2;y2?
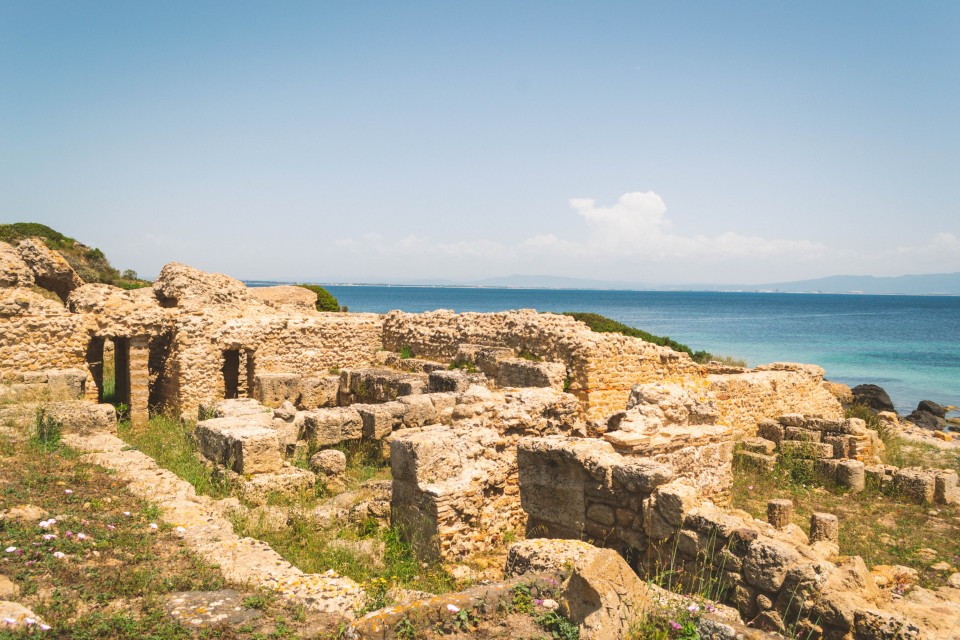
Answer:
239;466;315;506
504;538;597;578
836;460;866;492
310;449;347;491
356;402;405;440
810;513;839;544
610;459;674;493
585;502;616;527
298;375;339;409
297;407;362;445
823;434;851;458
471;345;515;377
934;470;959;505
254;373;301;408
842;417;868;435
560;547;651;640
740;437;777;455
200;398;272;420
814;458;842;482
153;261;253;308
248;284;316;311
742;538;800;593
195;417;282;475
778;413;805;427
273;400;297;422
784;426;821;442
779;441;834;459
45;369;86;400
757;420;784;444
496;358;567;390
766;499;794;530
655;482;700;527
44;401;117;435
398;394;437;427
427;369;486;393
735;450;777;472
339;368;429;404
892;468;936;504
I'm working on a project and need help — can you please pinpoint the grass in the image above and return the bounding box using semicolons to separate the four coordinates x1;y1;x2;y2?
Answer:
0;418;330;638
732;454;960;589
560;312;746;367
118;414;233;499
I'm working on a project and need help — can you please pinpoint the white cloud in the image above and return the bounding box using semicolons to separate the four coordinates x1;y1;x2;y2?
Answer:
332;191;960;282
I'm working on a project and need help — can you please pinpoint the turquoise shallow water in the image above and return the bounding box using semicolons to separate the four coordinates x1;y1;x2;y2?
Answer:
324;286;960;415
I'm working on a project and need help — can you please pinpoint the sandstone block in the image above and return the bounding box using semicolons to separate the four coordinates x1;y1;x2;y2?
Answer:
202;398;273;420
766;499;794;530
836;460;865;492
779;441;834;459
356;402;405;440
16;237;84;301
757;419;784;444
892;468;936;504
934;470;959;505
254;373;301;408
810;512;839;544
853;609;921;640
298;375;339;409
239;466;315;506
735;450;776;473
778;413;805;427
339;368;428;404
43;401;117;435
298;407;363;445
504;539;597;578
655;482;700;527
784;426;821;442
610;458;674;492
741;437;777;455
496;358;567;390
398;394;438;427
427;369;486;393
560;547;651;640
471;345;515;377
743;538;800;593
196;417;282;475
585;502;616;527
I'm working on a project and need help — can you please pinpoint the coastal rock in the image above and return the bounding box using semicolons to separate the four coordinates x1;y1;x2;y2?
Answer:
907;400;947;431
852;384;895;414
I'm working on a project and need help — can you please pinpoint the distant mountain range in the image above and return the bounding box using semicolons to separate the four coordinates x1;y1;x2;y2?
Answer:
248;271;960;296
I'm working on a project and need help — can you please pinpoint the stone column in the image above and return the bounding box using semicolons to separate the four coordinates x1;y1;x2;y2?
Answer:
128;335;151;426
809;512;839;543
767;499;794;530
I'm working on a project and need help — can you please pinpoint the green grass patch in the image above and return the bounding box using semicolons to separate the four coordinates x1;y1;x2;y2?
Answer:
117;414;233;499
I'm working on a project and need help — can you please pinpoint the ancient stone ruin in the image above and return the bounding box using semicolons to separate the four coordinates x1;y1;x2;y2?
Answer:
2;239;959;639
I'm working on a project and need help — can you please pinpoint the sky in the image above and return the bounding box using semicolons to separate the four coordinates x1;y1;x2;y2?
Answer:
1;1;958;285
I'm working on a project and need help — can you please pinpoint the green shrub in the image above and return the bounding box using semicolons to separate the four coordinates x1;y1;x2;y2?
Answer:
31;407;62;450
296;283;342;312
562;312;720;364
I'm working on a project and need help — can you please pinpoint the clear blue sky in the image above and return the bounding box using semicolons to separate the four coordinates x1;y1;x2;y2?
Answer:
2;1;958;284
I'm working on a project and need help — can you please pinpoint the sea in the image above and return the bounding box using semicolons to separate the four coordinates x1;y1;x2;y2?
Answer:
319;286;960;417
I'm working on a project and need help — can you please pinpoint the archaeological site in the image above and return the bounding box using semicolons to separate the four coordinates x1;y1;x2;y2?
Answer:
2;235;960;639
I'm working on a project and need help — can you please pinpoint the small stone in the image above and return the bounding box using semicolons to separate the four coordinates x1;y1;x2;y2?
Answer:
309;449;347;478
948;573;960;588
930;561;952;572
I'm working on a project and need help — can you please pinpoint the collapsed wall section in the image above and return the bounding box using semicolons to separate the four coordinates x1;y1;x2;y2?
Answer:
382;309;702;421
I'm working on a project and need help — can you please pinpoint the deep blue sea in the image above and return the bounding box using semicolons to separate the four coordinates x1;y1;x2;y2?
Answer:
323;286;960;415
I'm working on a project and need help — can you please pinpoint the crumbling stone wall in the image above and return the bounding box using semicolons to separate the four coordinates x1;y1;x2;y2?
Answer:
382;309;703;421
707;364;843;438
0;288;89;382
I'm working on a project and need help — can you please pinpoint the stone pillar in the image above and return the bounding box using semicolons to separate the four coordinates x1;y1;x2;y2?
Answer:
85;337;105;402
809;512;839;544
128;335;151;426
836;460;866;493
767;499;794;530
114;337;130;408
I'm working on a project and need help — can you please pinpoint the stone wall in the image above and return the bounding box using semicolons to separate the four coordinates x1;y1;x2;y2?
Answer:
382;310;703;421
0;289;90;383
706;364;843;438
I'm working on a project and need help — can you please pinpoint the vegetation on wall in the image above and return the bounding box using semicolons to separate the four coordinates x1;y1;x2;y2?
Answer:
0;222;151;289
296;283;343;312
561;311;745;366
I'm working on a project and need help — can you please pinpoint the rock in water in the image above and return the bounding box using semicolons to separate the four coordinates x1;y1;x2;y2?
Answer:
851;384;895;413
